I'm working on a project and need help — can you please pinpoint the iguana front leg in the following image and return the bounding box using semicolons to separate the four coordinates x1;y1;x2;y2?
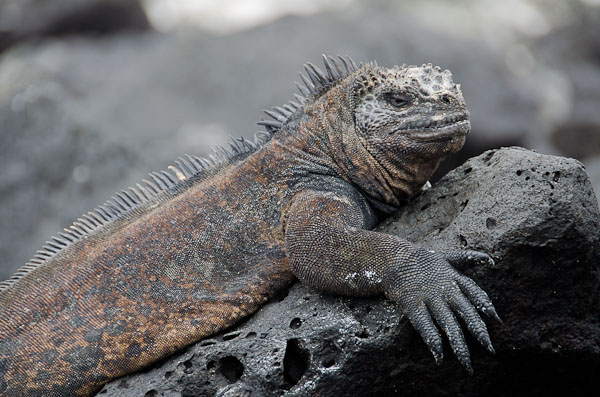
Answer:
284;190;501;372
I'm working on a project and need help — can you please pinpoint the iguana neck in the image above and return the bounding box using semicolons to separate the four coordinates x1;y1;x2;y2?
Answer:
282;83;441;213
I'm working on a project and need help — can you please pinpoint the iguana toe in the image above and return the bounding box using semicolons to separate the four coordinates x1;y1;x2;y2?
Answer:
445;249;495;268
404;301;444;364
447;286;495;354
429;299;472;374
456;275;502;323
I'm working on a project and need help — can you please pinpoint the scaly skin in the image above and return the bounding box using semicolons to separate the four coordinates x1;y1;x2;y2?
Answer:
0;56;500;396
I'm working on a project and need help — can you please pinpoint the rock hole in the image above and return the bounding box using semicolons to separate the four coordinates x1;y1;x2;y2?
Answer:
118;380;129;388
164;371;174;379
525;176;530;181
218;356;244;383
420;203;430;211
283;339;310;386
463;167;472;174
200;340;216;347
144;390;158;397
182;359;193;374
275;289;290;302
516;170;523;176
553;171;561;182
459;235;468;247
486;217;497;230
459;200;469;212
206;360;216;371
323;358;336;368
290;318;302;329
223;332;240;341
245;332;257;339
355;328;370;338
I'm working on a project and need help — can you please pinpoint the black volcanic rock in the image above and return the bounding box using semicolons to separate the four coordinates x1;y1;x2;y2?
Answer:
98;147;600;396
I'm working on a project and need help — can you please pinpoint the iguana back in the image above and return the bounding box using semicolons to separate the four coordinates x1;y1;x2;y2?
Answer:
0;139;300;394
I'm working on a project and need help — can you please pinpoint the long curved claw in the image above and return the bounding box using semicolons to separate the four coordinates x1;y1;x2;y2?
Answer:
456;276;502;323
429;301;473;374
405;301;444;364
447;286;495;354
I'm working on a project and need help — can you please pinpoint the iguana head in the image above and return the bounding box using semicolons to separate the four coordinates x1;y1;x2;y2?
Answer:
260;56;470;211
352;63;470;159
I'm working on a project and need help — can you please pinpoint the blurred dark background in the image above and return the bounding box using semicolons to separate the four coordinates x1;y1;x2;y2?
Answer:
1;0;599;280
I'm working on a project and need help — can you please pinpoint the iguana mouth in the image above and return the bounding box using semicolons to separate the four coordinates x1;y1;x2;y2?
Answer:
409;119;470;142
392;113;470;142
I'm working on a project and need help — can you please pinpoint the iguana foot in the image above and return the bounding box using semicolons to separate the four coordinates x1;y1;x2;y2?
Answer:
383;248;501;374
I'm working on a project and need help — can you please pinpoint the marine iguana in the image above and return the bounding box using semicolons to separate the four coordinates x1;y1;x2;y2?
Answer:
0;55;500;396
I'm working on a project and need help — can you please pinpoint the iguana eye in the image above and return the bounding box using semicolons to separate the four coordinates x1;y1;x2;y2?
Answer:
385;93;411;108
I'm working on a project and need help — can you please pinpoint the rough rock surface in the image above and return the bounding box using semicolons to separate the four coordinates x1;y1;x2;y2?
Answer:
98;147;600;396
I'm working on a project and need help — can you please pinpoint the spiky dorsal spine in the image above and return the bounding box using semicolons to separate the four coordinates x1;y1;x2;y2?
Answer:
258;54;359;132
0;138;264;292
0;54;361;292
